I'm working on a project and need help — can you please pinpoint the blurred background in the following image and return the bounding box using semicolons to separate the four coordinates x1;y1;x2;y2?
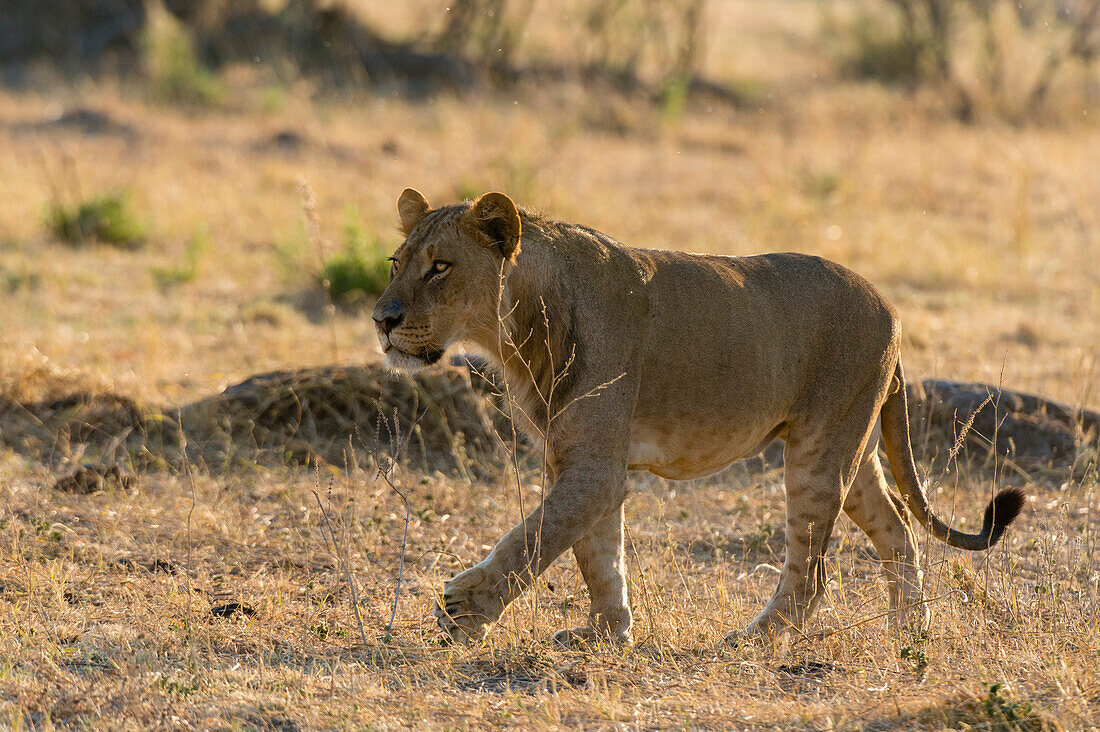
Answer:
0;0;1097;407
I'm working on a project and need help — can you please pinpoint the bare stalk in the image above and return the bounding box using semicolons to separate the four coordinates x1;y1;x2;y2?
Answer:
299;179;339;363
312;488;369;649
493;259;533;619
175;410;197;652
374;461;412;642
361;405;422;642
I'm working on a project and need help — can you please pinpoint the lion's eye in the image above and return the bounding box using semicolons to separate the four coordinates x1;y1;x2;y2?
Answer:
425;260;451;281
388;257;398;281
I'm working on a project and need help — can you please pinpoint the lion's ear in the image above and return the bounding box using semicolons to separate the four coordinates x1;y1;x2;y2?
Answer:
470;191;521;261
398;188;430;235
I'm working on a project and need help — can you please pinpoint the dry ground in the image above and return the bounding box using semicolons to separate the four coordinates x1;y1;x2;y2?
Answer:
0;1;1098;729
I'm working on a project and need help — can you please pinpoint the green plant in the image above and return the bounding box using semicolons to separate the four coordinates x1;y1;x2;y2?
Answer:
899;644;929;671
319;210;392;306
144;12;224;107
31;517;61;542
155;673;200;697
454;177;484;203
46;193;147;249
801;169;843;201
745;522;775;554
658;73;691;125
152;226;211;289
259;83;287;114
983;683;1038;726
2;268;41;293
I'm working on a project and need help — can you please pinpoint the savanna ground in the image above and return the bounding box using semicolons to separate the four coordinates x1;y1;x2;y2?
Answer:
0;0;1098;728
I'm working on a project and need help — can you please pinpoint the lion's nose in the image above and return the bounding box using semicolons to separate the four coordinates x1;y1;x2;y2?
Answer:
372;298;405;335
378;312;404;335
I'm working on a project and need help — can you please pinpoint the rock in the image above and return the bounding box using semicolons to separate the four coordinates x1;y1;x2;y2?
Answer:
53;462;135;493
908;379;1098;468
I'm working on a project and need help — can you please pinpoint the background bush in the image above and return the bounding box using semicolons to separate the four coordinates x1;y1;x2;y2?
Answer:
319;213;392;306
46;193;147;249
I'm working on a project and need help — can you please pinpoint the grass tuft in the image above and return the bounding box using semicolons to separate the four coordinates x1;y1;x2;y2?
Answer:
657;74;691;126
916;684;1053;731
319;211;392;306
45;192;147;249
144;10;224;108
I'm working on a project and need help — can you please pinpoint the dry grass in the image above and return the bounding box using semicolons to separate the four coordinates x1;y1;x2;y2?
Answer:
0;439;1096;729
0;1;1098;729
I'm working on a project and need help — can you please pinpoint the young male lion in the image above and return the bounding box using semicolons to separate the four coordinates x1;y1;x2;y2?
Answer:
372;188;1024;646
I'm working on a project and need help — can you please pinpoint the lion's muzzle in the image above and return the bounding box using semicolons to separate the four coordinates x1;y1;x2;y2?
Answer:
372;296;405;336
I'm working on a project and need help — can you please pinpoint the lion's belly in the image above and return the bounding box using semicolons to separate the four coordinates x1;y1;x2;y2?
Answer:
626;421;777;480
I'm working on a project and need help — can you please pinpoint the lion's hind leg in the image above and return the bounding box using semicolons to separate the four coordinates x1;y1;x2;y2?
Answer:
842;439;928;634
730;390;884;644
552;502;633;649
733;441;844;642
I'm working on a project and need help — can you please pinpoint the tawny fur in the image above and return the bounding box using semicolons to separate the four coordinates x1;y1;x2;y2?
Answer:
373;189;1024;646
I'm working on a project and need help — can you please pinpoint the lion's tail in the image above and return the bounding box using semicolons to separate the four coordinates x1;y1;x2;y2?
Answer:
879;362;1025;551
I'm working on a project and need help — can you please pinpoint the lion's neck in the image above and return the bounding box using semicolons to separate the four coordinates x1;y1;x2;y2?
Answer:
468;234;580;434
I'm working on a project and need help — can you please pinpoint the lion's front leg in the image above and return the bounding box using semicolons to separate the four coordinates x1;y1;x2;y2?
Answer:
552;502;632;649
433;461;628;644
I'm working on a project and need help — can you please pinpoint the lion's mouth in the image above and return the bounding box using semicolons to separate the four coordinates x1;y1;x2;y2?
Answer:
384;342;445;367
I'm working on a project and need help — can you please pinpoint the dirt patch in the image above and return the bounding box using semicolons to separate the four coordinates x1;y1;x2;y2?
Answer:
750;380;1097;480
454;654;587;693
179;364;507;474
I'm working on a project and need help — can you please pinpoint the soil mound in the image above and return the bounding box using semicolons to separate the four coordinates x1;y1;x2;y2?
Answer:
0;363;508;479
0;361;1093;485
909;379;1098;475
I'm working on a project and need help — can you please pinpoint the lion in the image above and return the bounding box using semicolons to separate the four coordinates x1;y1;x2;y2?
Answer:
372;188;1025;646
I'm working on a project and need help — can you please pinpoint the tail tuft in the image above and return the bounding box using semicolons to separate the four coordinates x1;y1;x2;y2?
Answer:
981;488;1026;547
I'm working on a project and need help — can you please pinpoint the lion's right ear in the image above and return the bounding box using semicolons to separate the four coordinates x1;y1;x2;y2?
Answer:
398;188;430;235
470;191;521;261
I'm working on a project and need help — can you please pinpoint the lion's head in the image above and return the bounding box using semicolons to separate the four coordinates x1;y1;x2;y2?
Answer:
372;188;522;370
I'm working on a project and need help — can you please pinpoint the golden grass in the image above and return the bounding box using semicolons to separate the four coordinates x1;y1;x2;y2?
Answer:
0;1;1097;728
0;447;1096;728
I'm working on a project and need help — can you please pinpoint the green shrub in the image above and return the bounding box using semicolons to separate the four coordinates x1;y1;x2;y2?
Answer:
454;177;484;203
46;193;147;249
319;211;392;306
144;13;224;107
918;683;1049;730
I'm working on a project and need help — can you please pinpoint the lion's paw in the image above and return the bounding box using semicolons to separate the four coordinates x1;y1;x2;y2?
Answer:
723;615;791;648
432;566;500;645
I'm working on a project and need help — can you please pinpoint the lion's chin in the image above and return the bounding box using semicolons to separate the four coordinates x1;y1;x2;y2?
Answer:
383;346;445;371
